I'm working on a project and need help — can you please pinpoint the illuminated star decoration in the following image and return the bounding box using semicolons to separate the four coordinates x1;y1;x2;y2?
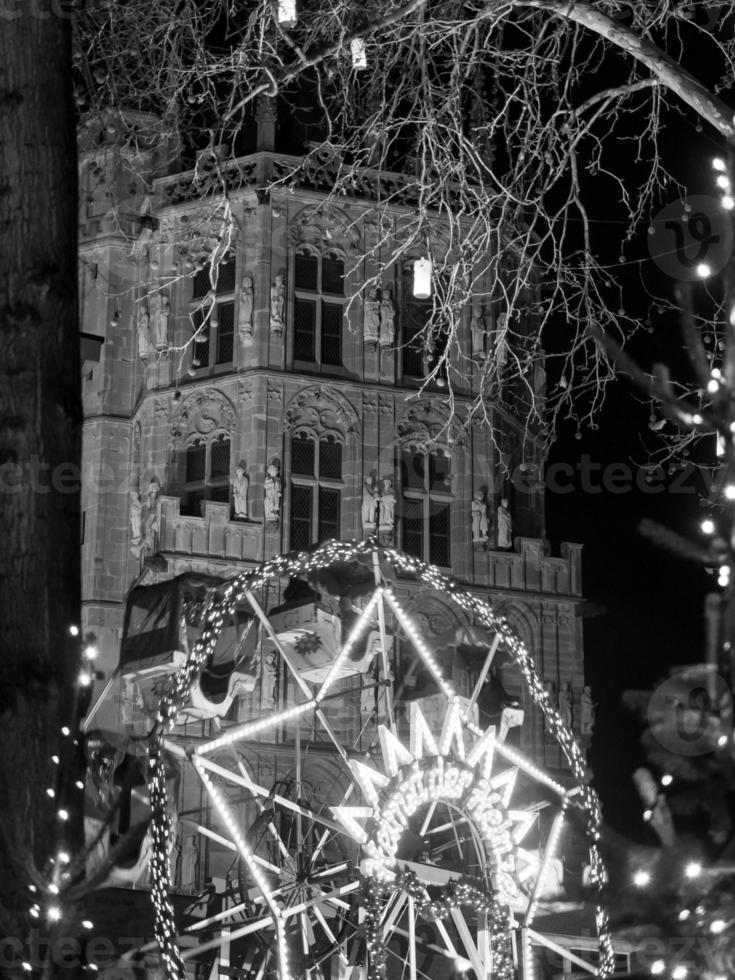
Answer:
334;699;556;979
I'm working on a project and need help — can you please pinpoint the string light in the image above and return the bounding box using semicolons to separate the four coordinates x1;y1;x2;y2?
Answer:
724;485;735;500
650;960;665;975
696;263;712;279
661;773;673;786
69;625;80;637
713;158;726;171
716;174;730;191
701;519;715;535
672;966;688;980
633;869;651;887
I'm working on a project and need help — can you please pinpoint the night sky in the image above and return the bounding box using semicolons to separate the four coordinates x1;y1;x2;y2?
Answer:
545;112;722;836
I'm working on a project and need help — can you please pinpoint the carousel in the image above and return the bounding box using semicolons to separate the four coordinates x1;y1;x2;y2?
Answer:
83;541;616;980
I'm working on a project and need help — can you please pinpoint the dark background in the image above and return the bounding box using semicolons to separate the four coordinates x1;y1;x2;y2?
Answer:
545;115;724;837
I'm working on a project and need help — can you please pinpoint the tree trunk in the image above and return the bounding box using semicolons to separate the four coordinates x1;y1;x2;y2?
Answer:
0;0;81;957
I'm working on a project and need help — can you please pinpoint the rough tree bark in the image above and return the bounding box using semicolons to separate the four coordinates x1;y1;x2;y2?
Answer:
0;0;81;959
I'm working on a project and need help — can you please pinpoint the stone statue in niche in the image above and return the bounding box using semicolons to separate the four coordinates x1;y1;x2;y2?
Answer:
270;274;285;336
129;490;143;552
142;477;161;556
471;488;489;542
137;304;150;361
363;287;380;346
155;293;170;350
361;665;376;717
261;648;278;710
361;474;380;534
239;274;254;343
495;312;509;368
581;685;596;735
379;288;395;347
534;349;547;403
232;464;249;519
497;497;512;549
558;682;573;728
378;477;396;529
470;303;486;358
264;462;282;524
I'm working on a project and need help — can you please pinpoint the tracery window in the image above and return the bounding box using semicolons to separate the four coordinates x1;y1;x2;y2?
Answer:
292;249;345;369
399;448;452;565
190;252;236;371
289;432;343;549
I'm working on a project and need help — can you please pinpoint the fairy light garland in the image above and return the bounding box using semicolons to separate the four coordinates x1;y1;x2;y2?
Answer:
24;624;100;941
362;869;514;980
144;539;614;980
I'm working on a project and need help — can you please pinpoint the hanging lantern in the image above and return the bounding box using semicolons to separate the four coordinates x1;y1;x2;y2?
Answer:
413;257;432;300
350;37;367;71
277;0;296;26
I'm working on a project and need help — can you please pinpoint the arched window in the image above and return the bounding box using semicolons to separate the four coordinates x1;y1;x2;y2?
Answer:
289;431;343;549
292;249;345;369
399;448;452;566
180;433;231;516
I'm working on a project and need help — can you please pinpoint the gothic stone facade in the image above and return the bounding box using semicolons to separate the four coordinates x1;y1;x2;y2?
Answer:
79;129;587;833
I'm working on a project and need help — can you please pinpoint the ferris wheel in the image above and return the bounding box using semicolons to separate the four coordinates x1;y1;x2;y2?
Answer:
138;541;614;980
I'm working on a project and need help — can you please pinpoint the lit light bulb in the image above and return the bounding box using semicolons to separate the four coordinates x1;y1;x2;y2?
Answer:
722;195;734;210
83;644;98;660
716;174;731;190
413;257;432;299
61;726;70;736
47;906;61;922
678;908;690;921
22;962;32;972
684;861;702;879
718;734;728;747
713;157;727;172
642;808;653;821
277;0;296;26
650;960;665;976
79;671;92;686
711;919;726;934
672;966;687;980
46;788;55;799
696;263;711;279
350;37;367;70
82;919;94;930
57;809;69;821
633;869;651;887
58;852;70;865
661;773;673;786
708;379;719;394
724;485;735;500
69;625;80;637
